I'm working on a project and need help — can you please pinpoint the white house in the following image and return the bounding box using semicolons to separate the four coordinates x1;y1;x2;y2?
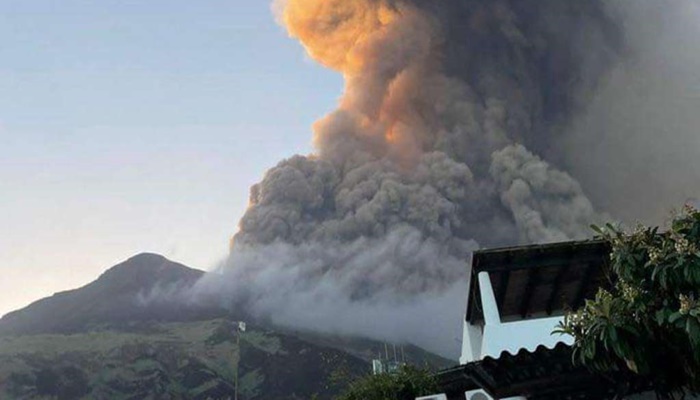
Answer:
417;240;657;400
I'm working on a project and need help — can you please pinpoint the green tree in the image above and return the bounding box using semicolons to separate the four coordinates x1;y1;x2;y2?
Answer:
335;366;438;400
557;205;700;398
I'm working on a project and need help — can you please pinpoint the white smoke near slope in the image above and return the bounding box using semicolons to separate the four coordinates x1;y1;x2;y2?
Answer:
188;1;700;358
193;230;474;356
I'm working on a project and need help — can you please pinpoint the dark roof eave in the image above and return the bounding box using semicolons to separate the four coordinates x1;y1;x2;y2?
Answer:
466;239;611;325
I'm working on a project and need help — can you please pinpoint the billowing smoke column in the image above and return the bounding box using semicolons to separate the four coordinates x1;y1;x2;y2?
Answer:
192;0;700;357
239;0;615;251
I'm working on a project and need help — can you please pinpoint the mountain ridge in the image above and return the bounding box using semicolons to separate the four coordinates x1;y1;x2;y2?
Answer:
0;253;454;399
0;253;216;336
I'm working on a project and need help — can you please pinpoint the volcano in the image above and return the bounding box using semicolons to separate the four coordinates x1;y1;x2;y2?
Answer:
0;254;450;400
0;253;213;336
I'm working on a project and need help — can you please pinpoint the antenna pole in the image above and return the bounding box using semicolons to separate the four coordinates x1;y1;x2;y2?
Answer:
234;321;246;400
235;327;240;400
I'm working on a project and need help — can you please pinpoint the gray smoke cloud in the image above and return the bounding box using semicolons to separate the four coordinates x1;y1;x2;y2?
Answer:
192;230;474;355
188;0;700;358
551;0;700;225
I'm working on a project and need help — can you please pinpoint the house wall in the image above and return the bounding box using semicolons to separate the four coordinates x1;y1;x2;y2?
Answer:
460;272;571;363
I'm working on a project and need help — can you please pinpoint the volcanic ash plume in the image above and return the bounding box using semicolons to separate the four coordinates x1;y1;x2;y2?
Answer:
192;0;700;357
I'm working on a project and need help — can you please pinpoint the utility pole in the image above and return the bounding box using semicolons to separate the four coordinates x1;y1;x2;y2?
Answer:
234;321;246;400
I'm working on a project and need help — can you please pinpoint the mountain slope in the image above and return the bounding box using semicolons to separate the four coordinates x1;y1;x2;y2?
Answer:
0;253;218;336
0;253;454;399
0;319;372;400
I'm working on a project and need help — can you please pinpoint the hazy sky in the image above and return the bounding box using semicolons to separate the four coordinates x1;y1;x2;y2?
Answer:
0;0;341;317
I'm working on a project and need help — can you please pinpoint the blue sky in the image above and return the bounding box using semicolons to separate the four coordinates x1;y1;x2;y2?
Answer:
0;0;342;316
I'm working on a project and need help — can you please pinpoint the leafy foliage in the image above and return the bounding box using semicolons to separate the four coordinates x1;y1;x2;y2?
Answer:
556;205;700;398
335;365;438;400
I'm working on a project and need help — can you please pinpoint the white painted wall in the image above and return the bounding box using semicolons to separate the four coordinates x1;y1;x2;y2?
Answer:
460;272;572;363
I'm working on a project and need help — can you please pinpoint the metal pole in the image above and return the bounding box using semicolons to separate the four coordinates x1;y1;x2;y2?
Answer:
235;326;240;400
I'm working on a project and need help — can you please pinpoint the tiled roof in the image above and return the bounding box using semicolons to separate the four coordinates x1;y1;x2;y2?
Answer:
437;343;649;400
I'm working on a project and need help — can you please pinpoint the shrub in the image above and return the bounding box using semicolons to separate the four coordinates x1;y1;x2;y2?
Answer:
556;205;700;398
336;365;438;400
